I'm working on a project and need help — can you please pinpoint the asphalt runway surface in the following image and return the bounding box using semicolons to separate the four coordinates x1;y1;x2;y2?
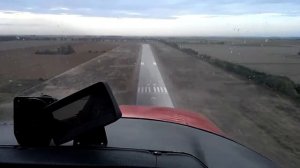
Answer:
136;44;173;107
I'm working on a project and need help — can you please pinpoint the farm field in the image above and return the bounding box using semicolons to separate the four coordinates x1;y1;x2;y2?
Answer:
0;40;117;106
0;40;74;51
175;38;300;83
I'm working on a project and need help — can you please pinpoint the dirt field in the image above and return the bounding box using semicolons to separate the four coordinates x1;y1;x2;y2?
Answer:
0;41;117;79
176;38;300;83
0;40;76;51
151;42;300;168
0;41;117;96
0;40;140;121
22;42;141;104
0;40;118;121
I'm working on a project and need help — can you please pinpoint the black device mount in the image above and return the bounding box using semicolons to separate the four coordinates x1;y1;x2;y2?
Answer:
14;82;122;147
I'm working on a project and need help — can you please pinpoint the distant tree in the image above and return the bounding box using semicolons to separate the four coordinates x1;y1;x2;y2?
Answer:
35;45;75;55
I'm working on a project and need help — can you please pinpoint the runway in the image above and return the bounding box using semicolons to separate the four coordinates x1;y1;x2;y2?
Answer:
136;44;173;107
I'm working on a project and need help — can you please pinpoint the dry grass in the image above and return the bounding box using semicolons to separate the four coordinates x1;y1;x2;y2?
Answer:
152;41;300;168
179;39;300;83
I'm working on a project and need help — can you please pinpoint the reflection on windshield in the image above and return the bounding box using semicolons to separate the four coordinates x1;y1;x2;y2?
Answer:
52;96;89;120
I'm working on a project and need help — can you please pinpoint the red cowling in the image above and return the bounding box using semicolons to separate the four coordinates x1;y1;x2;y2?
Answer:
119;105;224;136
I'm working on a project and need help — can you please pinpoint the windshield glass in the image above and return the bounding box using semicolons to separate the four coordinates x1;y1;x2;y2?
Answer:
0;1;299;168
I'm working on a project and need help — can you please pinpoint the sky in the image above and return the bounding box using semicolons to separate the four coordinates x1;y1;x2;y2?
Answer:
0;0;300;36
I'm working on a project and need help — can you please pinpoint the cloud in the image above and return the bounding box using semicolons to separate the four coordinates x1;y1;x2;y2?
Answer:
0;10;299;36
25;7;34;10
76;8;92;12
116;11;143;16
49;7;70;11
0;0;299;19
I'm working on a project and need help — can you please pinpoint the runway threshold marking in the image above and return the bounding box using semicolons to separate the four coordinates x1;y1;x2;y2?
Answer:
138;85;169;94
136;44;174;107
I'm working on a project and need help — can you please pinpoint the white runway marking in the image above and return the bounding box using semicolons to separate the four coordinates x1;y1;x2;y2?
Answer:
136;44;174;107
139;85;170;94
139;85;171;94
155;87;159;93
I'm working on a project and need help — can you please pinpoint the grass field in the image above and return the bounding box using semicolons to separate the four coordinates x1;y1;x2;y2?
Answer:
174;38;300;83
152;41;300;168
0;39;140;121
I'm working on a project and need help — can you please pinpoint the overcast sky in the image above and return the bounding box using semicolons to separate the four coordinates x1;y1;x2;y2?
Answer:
0;0;300;36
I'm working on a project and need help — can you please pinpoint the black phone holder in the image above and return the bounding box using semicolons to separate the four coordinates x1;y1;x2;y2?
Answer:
14;82;122;147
